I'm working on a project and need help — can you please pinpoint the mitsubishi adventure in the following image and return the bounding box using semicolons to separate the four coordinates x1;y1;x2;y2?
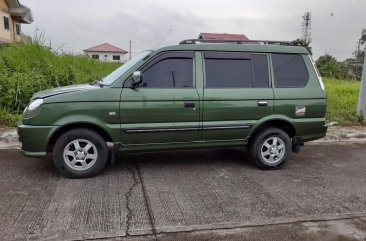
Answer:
18;39;327;178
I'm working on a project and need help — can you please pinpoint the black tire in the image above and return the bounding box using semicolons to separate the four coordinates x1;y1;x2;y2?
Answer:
52;128;108;178
249;127;291;170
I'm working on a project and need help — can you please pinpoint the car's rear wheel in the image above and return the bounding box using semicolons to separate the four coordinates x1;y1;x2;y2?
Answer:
250;127;291;169
52;128;108;178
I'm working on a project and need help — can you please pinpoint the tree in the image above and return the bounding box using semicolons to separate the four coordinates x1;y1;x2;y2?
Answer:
290;39;312;55
316;55;347;79
348;29;366;79
355;29;366;62
361;29;366;45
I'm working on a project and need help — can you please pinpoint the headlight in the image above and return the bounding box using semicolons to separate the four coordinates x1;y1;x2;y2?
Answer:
23;99;44;118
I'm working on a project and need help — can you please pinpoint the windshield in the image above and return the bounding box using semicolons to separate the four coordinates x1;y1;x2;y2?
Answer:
100;50;152;86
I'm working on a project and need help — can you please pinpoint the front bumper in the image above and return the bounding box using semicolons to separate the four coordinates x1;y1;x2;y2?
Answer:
17;123;58;157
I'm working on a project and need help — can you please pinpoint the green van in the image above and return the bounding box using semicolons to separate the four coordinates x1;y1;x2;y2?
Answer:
17;39;327;178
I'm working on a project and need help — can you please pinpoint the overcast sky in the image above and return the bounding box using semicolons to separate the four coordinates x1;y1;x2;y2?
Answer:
22;0;366;60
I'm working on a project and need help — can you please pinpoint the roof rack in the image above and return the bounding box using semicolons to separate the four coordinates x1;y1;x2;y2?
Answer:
179;39;292;46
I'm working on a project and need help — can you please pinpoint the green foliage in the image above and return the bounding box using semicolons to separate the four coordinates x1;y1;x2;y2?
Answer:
323;78;361;126
357;51;365;62
360;29;366;45
290;39;312;55
0;109;21;127
0;41;120;125
316;55;348;79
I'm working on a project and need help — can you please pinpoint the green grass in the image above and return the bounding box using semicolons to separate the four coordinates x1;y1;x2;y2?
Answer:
0;109;21;127
0;42;120;127
323;78;361;125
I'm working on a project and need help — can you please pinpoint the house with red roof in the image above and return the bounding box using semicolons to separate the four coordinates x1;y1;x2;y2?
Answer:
84;43;128;63
198;33;249;41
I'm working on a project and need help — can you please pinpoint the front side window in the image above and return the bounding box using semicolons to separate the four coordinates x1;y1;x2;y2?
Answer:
113;55;120;60
135;52;193;88
3;17;9;30
102;50;152;86
91;54;99;60
204;52;269;88
272;54;309;88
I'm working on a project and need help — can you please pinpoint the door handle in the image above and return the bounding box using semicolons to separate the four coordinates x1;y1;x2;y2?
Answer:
257;100;268;106
184;102;196;108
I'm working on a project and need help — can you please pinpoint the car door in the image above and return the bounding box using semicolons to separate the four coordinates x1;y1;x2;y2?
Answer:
202;52;274;141
120;51;200;145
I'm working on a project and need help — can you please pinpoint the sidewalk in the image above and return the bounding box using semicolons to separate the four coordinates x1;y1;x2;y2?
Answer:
0;128;19;149
312;126;366;142
1;126;366;149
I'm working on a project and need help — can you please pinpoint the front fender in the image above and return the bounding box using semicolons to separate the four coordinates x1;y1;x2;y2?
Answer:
23;102;121;142
52;116;120;142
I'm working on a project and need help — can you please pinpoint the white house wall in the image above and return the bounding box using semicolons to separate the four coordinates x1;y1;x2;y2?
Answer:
86;51;127;63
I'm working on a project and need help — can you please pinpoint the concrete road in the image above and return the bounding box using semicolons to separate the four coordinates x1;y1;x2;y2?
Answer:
0;143;366;240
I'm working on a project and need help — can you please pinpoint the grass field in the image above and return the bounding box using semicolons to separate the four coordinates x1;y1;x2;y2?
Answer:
323;78;361;126
0;42;120;127
0;42;363;127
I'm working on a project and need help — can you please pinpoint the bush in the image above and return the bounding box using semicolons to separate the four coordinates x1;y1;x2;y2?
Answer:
0;42;120;123
316;55;348;79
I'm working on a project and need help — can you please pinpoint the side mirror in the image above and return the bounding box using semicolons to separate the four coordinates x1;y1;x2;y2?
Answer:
132;71;142;85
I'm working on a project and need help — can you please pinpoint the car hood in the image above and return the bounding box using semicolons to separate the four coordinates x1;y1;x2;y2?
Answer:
31;84;99;100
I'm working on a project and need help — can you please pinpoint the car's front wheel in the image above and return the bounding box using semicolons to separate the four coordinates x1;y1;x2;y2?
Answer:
52;128;108;178
250;127;291;169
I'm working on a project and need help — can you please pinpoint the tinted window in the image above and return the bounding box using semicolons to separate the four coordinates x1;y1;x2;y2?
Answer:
204;53;269;88
137;53;193;88
205;53;253;88
272;54;309;88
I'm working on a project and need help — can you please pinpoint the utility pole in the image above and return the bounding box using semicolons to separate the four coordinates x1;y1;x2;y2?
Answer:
302;12;312;45
357;45;366;124
129;40;132;60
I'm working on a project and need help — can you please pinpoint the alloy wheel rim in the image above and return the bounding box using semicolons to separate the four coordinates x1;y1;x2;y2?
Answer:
260;136;285;164
63;139;98;171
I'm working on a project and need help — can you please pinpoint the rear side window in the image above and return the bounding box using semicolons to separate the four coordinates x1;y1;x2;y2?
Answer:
134;52;193;88
204;52;269;88
272;54;309;88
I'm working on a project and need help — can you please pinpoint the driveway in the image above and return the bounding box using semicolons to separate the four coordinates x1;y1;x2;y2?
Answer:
0;143;366;240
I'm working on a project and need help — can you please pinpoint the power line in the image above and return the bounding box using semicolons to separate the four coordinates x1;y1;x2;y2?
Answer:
154;29;172;48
